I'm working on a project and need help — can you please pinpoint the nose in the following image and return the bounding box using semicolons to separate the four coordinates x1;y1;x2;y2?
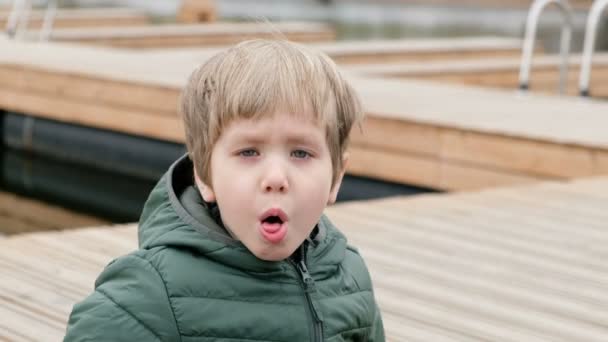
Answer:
261;159;289;194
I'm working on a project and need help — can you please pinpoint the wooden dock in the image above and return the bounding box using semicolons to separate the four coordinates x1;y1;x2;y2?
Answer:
346;53;608;97
0;8;149;29
1;176;607;341
0;191;107;236
1;38;607;190
137;36;532;64
23;22;336;48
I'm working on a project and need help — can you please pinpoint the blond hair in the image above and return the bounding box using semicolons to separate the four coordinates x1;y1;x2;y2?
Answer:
180;39;363;186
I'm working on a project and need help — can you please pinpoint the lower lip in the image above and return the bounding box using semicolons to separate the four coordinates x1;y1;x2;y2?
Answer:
259;222;288;244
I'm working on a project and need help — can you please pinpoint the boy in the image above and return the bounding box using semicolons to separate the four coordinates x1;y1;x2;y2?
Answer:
64;39;385;341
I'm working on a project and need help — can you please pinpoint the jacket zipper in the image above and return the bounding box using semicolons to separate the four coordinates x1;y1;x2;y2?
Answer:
291;244;323;342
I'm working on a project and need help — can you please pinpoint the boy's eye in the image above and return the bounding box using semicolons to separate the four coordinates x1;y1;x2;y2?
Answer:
291;150;311;159
239;149;259;157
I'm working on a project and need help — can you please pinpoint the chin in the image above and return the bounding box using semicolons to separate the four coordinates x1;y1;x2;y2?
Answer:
253;246;294;262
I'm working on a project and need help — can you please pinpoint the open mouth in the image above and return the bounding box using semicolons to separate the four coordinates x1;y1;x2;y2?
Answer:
259;208;289;243
259;208;288;225
263;215;284;224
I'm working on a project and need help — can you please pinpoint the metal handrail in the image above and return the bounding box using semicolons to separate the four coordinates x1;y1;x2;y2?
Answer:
4;0;58;41
579;0;608;96
519;0;573;95
5;0;26;38
39;0;58;41
14;0;32;40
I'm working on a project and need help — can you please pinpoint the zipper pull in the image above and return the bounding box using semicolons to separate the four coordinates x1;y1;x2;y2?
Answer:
298;260;316;292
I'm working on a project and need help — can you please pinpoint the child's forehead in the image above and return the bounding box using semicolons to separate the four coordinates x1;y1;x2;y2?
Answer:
232;108;325;129
239;111;322;129
220;112;327;142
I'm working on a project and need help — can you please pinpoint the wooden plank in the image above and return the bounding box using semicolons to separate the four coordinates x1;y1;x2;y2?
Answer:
0;85;184;142
352;116;442;155
0;244;102;292
348;145;543;191
350;75;608;149
0;305;64;341
346;53;608;97
0;8;149;29
353;116;603;179
33;22;335;48
139;36;534;64
0;191;106;235
312;37;531;64
439;130;597;178
330;205;608;282
347;145;441;187
0;66;180;116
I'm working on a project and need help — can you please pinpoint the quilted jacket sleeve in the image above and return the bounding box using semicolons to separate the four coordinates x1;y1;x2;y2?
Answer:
64;252;180;342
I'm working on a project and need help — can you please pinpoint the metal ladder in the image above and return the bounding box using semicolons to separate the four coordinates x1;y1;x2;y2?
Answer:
4;0;58;41
519;0;574;95
579;0;608;97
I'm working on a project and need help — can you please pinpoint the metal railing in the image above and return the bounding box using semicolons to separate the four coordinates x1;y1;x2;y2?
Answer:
519;0;573;95
5;0;30;39
579;0;608;97
4;0;58;41
39;0;58;41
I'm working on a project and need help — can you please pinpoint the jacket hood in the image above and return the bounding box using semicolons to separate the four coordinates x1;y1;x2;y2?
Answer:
137;155;348;279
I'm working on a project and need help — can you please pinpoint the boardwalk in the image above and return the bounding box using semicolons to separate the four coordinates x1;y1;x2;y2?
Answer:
1;176;607;341
345;53;608;97
0;191;107;235
24;22;336;48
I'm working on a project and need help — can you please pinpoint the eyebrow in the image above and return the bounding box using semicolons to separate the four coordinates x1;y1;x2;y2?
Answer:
286;135;323;149
230;133;323;149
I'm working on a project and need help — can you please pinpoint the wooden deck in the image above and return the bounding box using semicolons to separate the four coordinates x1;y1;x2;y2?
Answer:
1;38;607;190
0;191;107;236
126;36;531;62
0;8;149;29
22;22;336;48
1;176;607;341
346;53;608;97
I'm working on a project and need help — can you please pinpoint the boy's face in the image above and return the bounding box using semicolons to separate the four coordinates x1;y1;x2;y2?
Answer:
195;113;345;261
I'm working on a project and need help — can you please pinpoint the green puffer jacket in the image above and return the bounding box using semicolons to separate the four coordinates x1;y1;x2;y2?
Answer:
64;156;384;342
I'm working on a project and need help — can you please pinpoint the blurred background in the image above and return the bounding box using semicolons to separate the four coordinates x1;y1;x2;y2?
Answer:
0;0;606;233
2;0;606;50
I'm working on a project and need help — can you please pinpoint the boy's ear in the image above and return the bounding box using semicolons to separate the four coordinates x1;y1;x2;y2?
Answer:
327;153;348;205
193;167;216;202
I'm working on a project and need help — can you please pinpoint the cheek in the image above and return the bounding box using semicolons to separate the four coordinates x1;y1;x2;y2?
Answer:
299;169;334;208
214;176;254;211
